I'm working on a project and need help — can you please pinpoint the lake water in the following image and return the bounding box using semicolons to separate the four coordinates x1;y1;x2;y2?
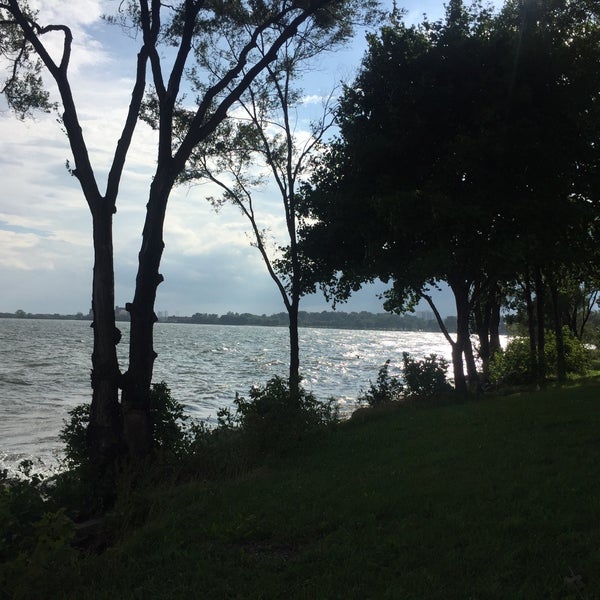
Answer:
0;318;455;473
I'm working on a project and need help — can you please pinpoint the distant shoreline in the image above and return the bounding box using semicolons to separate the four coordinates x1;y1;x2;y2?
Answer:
0;310;466;333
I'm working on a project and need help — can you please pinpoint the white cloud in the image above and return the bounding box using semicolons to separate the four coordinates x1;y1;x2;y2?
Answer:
31;0;104;27
301;94;329;105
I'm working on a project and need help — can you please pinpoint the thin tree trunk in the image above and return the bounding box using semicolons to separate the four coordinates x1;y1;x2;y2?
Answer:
423;294;463;394
462;321;479;391
451;279;479;392
548;274;567;383
489;296;502;357
288;298;300;401
474;284;501;381
87;207;122;470
523;274;537;382
534;266;546;388
451;344;467;395
474;299;491;381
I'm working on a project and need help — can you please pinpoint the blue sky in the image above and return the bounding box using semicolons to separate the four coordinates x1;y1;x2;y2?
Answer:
0;1;497;318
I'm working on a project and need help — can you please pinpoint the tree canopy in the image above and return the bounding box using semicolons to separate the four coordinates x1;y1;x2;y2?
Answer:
299;0;600;390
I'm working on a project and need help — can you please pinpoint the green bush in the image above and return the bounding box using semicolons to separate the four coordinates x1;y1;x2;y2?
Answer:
60;404;90;470
488;337;532;385
150;381;191;459
489;328;590;385
0;463;47;563
545;328;589;375
358;354;452;407
401;352;453;400
230;376;339;453
358;360;404;406
0;461;78;597
60;381;192;470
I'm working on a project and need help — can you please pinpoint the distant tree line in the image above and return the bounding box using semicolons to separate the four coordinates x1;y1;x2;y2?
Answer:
0;308;469;333
0;310;89;320
172;310;463;332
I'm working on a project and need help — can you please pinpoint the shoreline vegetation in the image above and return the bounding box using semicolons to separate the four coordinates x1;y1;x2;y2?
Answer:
0;309;469;333
2;378;599;597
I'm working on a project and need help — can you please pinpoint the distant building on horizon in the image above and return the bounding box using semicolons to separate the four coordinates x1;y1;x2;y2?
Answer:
416;310;435;322
115;306;129;318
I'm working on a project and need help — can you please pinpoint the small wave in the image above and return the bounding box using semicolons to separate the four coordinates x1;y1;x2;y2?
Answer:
0;375;31;386
24;361;53;368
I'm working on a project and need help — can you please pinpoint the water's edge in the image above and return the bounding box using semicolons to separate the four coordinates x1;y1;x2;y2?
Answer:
0;319;461;474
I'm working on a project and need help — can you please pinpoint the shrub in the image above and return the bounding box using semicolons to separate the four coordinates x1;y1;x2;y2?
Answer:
358;360;404;406
0;462;47;563
0;461;78;598
358;354;452;408
489;328;590;385
150;381;191;459
401;352;453;400
545;328;589;376
488;337;532;385
60;403;90;470
60;381;192;470
230;376;339;453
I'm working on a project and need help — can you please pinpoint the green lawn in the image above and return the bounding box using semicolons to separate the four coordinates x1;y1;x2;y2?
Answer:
11;382;600;599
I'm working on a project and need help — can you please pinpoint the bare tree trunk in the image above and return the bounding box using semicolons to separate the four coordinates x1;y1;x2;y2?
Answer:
87;206;122;470
451;344;467;395
451;279;479;393
474;283;502;382
464;338;479;389
121;175;172;461
288;298;300;401
534;266;546;388
523;274;538;381
474;300;491;380
548;274;567;383
489;296;502;357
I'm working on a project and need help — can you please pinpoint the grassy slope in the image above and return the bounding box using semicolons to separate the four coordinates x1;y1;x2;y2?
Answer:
52;383;600;598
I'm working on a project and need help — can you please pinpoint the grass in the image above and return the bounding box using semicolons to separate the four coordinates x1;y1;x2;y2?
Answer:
8;381;600;599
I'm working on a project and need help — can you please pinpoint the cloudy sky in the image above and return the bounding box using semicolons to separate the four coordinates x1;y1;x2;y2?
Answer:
0;1;488;318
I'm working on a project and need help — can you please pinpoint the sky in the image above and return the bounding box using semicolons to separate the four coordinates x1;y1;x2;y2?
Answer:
0;1;492;318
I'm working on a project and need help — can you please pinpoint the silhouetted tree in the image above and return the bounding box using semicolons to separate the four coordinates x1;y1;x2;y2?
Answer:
299;0;600;391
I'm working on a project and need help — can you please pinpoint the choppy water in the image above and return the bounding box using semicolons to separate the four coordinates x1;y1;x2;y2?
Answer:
0;318;455;473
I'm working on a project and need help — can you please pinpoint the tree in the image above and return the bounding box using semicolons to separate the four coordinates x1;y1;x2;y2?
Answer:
299;0;600;392
300;1;507;393
184;41;342;399
150;1;379;401
0;0;375;468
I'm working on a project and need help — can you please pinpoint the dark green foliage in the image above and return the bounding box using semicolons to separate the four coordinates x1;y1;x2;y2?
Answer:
401;352;453;401
229;376;338;453
545;329;590;377
359;354;453;407
299;0;600;391
358;359;404;406
490;329;590;385
60;404;90;470
0;462;47;563
60;381;192;471
149;381;191;459
0;462;77;596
